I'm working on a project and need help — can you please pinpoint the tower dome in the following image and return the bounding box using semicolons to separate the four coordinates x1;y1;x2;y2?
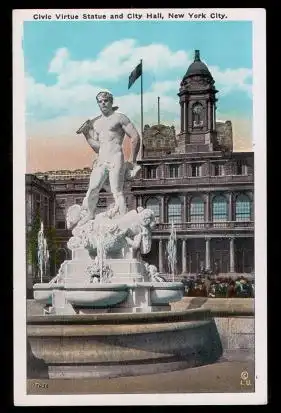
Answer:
183;50;212;79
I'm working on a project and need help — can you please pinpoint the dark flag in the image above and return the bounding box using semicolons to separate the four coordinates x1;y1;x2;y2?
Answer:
128;61;142;89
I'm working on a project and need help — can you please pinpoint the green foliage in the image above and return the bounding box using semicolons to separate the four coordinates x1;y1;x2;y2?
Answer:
26;208;41;272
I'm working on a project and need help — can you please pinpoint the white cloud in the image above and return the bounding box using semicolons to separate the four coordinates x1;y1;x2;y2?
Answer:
25;38;252;142
210;66;252;97
48;40;192;86
151;80;180;95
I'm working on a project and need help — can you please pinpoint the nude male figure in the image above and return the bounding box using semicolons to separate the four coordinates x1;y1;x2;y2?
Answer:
77;91;140;224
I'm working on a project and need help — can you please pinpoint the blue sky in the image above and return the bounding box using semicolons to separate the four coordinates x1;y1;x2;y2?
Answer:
24;20;252;77
24;20;253;170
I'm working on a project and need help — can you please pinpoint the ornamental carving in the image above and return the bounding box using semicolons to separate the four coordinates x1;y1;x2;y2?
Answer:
143;124;176;150
180;77;212;90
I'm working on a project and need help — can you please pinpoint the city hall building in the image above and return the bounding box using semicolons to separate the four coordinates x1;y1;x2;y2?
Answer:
26;50;254;289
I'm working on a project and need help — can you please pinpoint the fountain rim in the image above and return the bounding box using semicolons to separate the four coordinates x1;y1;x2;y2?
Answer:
27;308;212;325
33;283;129;290
33;282;184;291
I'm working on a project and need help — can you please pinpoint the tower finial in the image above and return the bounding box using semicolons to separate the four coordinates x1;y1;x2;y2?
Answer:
194;50;200;61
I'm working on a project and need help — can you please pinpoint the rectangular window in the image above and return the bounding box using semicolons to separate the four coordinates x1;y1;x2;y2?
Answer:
57;220;66;229
191;164;201;177
212;197;228;228
147;166;157;179
236;160;247;175
190;203;205;222
168;201;182;223
35;201;41;212
169;164;180;178
213;203;227;221
236;201;251;221
44;205;49;226
213;163;225;176
34;193;41;212
75;198;83;205
57;198;66;207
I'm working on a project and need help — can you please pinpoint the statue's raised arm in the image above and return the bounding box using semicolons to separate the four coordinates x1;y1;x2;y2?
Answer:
76;117;101;154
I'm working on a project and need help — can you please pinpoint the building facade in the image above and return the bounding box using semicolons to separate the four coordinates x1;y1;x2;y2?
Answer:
25;174;55;291
26;50;254;286
133;51;254;277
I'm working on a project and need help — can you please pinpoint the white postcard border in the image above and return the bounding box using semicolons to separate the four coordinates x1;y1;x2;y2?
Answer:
13;8;267;406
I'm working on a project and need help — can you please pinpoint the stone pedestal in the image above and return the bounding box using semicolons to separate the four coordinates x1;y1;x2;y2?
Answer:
106;258;146;283
50;288;76;315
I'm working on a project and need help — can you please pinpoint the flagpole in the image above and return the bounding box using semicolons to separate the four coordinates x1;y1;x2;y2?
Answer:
157;96;160;125
140;59;144;159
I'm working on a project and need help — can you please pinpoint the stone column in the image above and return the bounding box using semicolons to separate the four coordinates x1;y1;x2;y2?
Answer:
207;100;211;130
180;103;184;132
53;196;56;227
183;195;187;223
138;196;143;208
230;237;235;273
182;239;187;274
159;239;164;273
183;102;186;132
250;193;254;221
205;238;211;270
161;197;165;223
228;192;233;222
205;193;210;224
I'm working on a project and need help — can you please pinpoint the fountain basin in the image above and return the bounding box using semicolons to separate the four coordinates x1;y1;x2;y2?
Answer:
134;282;184;305
33;283;129;308
149;282;184;305
65;284;128;307
33;283;52;305
27;308;223;379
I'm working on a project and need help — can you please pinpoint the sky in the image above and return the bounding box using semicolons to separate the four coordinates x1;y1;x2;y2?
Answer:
24;20;253;172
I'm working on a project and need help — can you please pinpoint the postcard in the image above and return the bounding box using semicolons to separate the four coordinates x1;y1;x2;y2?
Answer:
13;8;267;405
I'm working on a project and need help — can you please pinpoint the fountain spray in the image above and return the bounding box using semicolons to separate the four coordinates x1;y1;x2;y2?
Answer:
167;222;177;282
37;221;49;283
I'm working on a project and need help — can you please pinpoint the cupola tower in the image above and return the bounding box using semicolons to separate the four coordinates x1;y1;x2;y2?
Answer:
177;50;219;153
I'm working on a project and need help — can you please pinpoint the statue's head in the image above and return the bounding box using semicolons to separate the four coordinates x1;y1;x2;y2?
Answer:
148;265;158;274
138;208;156;228
144;262;150;271
96;91;118;115
66;204;82;230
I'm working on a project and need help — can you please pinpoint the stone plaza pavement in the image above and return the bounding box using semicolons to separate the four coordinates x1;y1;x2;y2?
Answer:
27;359;255;395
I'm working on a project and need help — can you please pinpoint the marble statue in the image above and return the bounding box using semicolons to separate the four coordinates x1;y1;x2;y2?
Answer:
76;90;141;225
85;257;113;284
33;91;185;319
144;262;166;282
66;205;156;259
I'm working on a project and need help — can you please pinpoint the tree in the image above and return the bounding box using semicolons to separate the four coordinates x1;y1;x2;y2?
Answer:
26;208;41;281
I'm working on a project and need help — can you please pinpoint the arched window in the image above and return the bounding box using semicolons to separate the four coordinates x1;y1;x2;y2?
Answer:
212;195;228;224
190;197;205;224
235;194;251;221
146;197;160;223
168;197;182;223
